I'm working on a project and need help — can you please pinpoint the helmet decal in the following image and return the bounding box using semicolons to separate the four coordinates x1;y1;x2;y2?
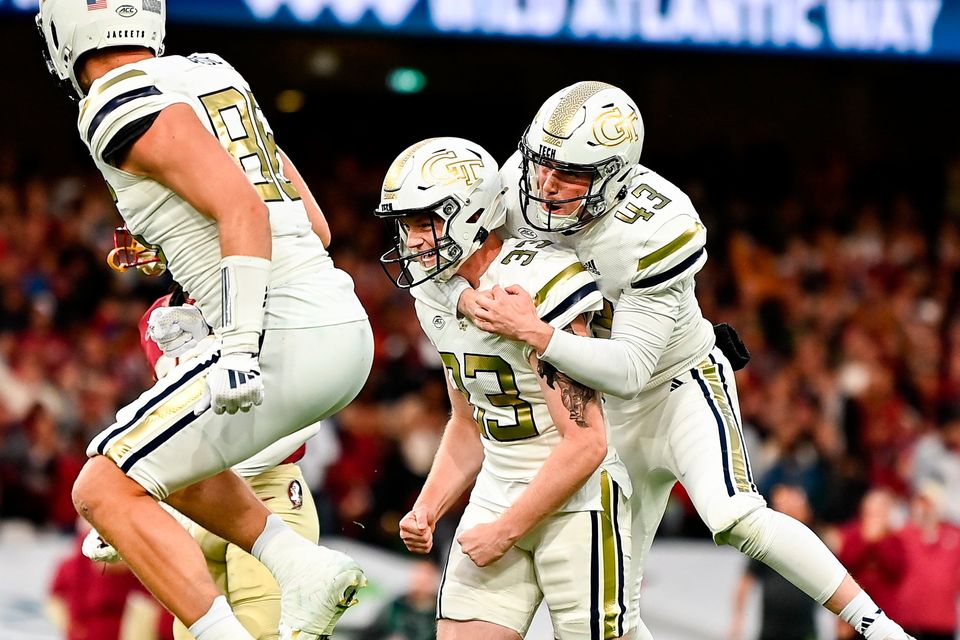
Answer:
545;80;613;140
593;106;641;147
421;149;486;188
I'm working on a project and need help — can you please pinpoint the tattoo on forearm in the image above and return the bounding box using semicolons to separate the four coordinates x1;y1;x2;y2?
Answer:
536;325;596;429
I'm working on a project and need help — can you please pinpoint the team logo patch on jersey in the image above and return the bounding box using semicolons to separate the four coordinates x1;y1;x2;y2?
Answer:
432;315;445;329
518;227;539;240
288;480;304;510
116;4;138;17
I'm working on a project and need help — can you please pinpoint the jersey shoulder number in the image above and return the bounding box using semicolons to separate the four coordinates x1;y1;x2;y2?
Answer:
494;239;602;329
607;170;708;293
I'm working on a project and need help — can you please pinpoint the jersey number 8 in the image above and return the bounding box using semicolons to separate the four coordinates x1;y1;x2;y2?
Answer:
199;87;300;203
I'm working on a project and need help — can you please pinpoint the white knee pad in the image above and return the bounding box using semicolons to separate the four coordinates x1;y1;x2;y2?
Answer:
719;507;847;604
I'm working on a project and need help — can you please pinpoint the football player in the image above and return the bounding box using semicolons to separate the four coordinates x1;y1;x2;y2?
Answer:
37;1;371;638
377;137;636;640
449;83;915;640
84;285;325;640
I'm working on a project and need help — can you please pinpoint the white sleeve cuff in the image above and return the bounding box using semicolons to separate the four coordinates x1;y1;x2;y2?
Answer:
218;255;271;356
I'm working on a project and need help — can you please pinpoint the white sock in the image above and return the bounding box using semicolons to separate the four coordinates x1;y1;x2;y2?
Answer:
839;591;905;638
251;513;290;559
252;513;315;588
188;595;254;640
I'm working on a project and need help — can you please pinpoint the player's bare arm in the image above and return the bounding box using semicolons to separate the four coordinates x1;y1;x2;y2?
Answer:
120;103;271;260
400;376;484;555
278;149;331;248
457;313;606;567
537;328;597;430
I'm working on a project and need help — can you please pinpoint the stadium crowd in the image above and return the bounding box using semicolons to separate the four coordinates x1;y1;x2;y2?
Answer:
2;142;960;637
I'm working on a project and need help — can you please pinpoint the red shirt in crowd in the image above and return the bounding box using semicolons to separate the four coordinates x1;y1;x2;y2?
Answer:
838;523;907;619
50;535;147;640
896;522;960;633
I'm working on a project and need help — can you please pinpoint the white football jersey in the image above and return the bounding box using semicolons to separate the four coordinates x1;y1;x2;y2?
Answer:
77;54;366;330
500;151;715;389
413;239;630;512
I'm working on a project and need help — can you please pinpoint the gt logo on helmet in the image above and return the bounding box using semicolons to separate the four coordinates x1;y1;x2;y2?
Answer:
422;150;485;187
593;107;640;147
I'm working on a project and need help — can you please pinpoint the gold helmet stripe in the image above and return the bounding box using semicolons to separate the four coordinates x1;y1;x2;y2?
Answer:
545;81;614;139
383;137;440;192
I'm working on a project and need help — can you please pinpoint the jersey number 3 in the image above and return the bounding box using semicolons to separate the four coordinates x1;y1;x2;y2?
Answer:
440;353;539;442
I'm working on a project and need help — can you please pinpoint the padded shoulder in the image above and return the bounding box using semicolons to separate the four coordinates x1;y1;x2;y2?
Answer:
77;57;191;165
495;239;602;330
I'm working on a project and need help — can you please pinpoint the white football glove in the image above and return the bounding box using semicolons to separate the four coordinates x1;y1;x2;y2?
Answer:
82;528;120;563
147;304;210;358
195;352;264;415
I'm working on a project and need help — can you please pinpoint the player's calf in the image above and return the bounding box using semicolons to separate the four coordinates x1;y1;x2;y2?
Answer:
721;508;915;640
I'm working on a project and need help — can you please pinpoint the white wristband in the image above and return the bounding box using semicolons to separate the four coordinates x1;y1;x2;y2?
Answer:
218;255;271;356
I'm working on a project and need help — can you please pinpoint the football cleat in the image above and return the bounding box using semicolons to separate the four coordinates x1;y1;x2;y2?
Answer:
278;545;366;639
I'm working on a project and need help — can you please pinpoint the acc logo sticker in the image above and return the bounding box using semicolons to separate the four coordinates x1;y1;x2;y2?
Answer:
116;4;138;17
593;107;640;147
287;480;304;510
432;315;445;329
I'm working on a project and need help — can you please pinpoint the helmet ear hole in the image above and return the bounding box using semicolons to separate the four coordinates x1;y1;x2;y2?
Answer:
465;208;484;224
50;22;60;50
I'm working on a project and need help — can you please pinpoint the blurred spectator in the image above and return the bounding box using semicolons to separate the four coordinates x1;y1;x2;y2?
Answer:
897;482;960;640
368;559;440;640
836;488;907;639
911;405;960;526
0;142;959;567
727;484;819;640
48;521;168;640
0;403;84;529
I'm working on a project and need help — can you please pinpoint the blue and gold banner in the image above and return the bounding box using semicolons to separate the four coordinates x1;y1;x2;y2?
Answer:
6;0;960;61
